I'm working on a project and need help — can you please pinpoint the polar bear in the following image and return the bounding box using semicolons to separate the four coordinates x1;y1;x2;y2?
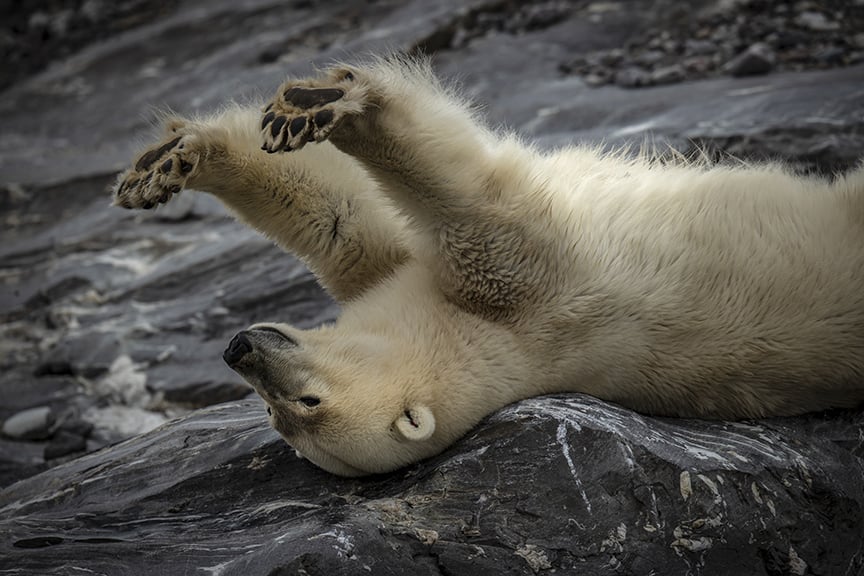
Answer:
113;55;864;476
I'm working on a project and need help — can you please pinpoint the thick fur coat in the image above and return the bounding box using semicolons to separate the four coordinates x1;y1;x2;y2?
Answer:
114;55;864;476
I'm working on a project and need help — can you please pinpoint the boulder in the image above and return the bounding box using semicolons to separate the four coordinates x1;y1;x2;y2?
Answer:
1;396;862;575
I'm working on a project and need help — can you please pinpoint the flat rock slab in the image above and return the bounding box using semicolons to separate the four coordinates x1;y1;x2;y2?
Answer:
1;395;862;575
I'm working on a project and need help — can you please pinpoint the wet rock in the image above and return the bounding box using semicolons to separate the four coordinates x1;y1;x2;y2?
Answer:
724;42;775;77
0;396;861;575
1;406;55;440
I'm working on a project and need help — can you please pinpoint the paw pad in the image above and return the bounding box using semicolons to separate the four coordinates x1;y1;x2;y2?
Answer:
283;87;344;109
260;74;362;153
113;133;199;210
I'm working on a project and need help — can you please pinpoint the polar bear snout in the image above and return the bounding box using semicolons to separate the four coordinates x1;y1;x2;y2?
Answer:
223;327;296;369
223;331;253;368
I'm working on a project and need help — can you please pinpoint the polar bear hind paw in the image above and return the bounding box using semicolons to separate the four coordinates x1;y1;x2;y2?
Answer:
260;69;365;153
113;129;200;210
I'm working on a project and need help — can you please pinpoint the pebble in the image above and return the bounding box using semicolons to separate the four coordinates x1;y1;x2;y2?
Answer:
2;406;56;440
795;11;839;32
724;43;775;77
651;64;685;85
684;39;715;56
614;66;652;88
560;1;854;89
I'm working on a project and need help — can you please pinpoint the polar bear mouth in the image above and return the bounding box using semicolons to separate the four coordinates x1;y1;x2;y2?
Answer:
290;437;367;477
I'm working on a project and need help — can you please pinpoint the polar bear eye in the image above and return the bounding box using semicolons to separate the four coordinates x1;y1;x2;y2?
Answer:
299;396;321;408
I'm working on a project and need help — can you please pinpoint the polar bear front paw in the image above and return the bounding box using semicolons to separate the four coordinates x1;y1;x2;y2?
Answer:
260;69;367;153
113;127;201;210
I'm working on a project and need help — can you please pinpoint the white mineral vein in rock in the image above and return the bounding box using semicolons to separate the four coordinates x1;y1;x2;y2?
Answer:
679;471;692;501
556;421;592;513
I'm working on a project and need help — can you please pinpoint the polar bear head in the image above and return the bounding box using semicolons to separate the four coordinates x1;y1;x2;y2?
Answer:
222;322;461;476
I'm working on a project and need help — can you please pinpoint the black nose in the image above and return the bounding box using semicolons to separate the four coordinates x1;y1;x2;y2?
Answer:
223;331;253;368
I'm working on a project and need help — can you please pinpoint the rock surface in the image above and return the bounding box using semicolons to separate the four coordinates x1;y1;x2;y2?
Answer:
1;396;863;575
0;0;862;573
559;0;863;88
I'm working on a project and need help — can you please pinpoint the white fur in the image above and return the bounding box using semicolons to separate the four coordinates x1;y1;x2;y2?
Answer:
115;55;864;476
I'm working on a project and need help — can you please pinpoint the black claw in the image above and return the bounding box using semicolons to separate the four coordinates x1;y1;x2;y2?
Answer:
168;184;182;194
159;158;173;174
135;136;182;171
283;87;344;109
264;103;273;113
289;116;306;137
313;109;333;128
261;111;276;129
179;159;194;173
143;201;154;209
270;115;287;138
159;190;172;203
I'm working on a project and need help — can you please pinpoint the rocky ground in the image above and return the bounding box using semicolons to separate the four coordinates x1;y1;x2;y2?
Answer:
1;0;862;574
559;0;864;87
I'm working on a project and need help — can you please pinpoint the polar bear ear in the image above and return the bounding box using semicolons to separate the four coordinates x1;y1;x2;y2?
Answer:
394;405;436;442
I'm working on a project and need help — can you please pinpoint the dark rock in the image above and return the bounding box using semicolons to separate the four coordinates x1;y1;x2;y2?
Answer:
0;439;47;488
0;0;182;91
795;10;840;32
815;45;847;66
0;396;861;575
650;64;685;85
43;331;125;380
684;38;715;56
56;417;94;439
43;430;87;460
724;42;775;76
1;406;55;440
614;66;652;87
634;49;666;66
160;379;252;408
33;360;74;377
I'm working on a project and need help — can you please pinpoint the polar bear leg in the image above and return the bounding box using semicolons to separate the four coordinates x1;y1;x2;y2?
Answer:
262;57;549;316
113;106;411;302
